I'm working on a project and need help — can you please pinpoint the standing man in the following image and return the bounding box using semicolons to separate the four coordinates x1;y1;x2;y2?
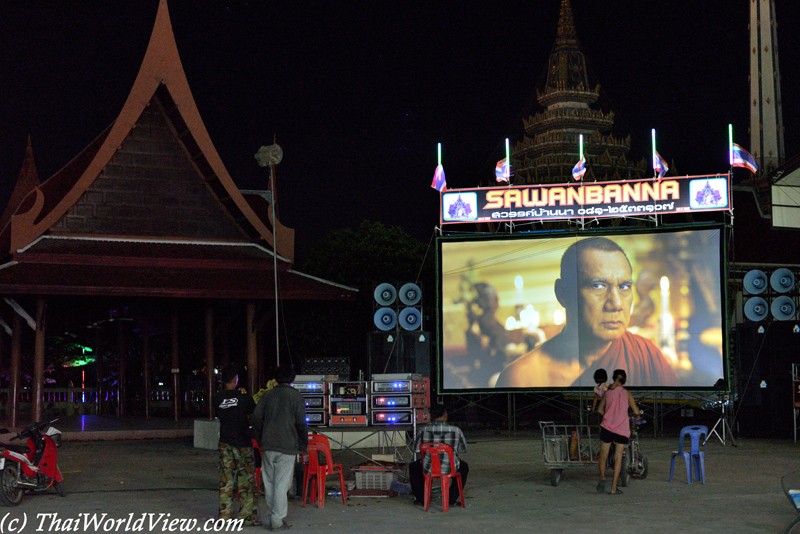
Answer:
409;404;469;507
213;364;258;526
252;366;307;531
597;369;640;495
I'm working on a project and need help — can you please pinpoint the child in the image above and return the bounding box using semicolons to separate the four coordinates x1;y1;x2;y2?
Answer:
591;368;609;412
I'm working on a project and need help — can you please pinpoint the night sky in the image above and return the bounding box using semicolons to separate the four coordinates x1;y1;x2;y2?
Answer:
2;1;800;260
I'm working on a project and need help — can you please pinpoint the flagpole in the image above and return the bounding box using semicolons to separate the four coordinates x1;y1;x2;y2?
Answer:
579;134;584;230
651;129;660;225
505;138;513;232
728;124;734;175
505;138;511;188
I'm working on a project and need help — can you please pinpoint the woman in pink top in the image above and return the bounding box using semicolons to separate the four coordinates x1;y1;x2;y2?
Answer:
596;369;640;495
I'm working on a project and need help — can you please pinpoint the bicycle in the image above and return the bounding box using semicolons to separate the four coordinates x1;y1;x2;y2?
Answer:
607;415;648;488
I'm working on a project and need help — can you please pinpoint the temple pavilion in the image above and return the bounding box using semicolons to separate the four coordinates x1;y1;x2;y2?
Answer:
0;0;355;426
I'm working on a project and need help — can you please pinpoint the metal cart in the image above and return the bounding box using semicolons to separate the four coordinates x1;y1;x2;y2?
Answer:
539;421;600;486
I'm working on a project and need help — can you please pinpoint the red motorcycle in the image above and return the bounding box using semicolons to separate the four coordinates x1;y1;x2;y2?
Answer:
0;414;65;506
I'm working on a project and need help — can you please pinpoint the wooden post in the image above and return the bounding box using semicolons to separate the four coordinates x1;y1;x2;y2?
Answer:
32;297;46;423
205;303;215;419
116;320;126;418
171;308;180;421
221;333;230;368
142;314;151;419
95;328;104;416
246;301;257;395
9;314;21;428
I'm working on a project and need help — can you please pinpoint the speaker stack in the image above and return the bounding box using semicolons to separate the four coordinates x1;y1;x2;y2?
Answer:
370;283;430;378
737;267;800;438
373;282;423;331
742;268;798;322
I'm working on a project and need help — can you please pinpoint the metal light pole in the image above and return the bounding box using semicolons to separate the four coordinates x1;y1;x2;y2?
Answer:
255;143;283;367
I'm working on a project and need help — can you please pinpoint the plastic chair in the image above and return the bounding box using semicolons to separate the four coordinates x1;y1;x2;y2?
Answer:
302;434;347;508
419;443;466;512
669;425;708;484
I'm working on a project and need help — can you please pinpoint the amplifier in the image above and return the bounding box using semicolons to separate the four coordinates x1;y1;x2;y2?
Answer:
371;380;413;394
294;381;327;393
305;411;327;426
371;394;412;408
294;374;326;382
371;409;430;426
371;373;422;381
330;414;368;426
371;376;429;394
303;395;326;409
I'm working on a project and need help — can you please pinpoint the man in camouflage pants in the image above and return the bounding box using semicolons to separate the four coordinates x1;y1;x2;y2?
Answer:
214;365;258;526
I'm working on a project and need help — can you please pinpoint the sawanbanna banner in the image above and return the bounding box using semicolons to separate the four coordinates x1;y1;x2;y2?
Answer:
440;174;730;225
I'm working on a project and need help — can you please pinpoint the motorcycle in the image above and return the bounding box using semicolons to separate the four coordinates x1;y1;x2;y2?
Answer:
0;413;65;506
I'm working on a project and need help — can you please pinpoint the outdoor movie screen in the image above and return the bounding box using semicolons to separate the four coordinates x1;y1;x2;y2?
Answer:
437;225;726;392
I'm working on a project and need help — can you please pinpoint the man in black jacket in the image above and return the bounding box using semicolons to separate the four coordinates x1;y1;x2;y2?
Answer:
213;365;258;526
252;366;307;531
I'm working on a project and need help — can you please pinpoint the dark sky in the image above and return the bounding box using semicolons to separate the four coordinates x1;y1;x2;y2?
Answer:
2;1;799;260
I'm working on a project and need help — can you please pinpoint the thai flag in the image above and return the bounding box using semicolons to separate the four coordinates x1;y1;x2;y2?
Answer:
654;152;668;180
495;158;510;182
572;156;586;181
731;143;758;173
431;164;446;192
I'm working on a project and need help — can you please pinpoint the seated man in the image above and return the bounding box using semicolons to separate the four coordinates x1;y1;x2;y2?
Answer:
409;404;469;506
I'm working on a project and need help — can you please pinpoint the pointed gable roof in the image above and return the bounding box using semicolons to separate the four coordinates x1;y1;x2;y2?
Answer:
6;0;294;261
0;136;40;234
0;0;353;300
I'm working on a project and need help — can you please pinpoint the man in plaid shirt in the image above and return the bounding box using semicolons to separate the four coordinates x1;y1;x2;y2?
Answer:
409;404;469;506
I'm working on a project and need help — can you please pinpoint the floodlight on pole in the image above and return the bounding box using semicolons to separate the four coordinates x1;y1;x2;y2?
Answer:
255;143;283;367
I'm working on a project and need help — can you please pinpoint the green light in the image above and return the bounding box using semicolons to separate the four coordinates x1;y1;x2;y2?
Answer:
651;129;657;171
728;124;734;166
66;357;96;368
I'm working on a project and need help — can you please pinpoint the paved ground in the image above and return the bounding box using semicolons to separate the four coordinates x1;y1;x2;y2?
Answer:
0;431;796;534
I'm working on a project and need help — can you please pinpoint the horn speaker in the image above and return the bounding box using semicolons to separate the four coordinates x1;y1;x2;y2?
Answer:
374;283;397;306
770;268;795;293
771;295;796;321
743;270;767;295
373;308;397;331
743;297;769;322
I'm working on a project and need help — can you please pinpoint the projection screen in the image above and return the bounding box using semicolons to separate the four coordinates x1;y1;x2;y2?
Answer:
437;225;727;392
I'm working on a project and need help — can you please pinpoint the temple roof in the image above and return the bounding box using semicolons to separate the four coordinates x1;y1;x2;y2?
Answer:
513;0;647;185
0;0;353;301
0;136;40;235
537;0;599;109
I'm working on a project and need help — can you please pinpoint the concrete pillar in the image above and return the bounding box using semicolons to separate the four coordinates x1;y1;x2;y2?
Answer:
96;329;104;416
116;320;126;418
205;304;214;419
171;308;180;421
9;314;21;428
32;297;46;423
142;314;151;419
